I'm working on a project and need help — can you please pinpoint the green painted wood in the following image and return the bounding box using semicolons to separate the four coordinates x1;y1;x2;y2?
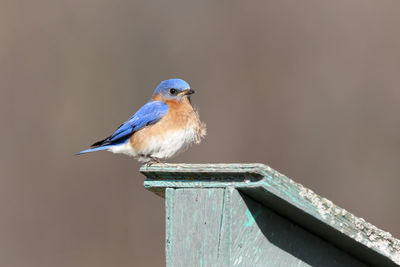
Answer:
231;190;366;266
142;163;400;266
166;187;367;267
165;188;231;267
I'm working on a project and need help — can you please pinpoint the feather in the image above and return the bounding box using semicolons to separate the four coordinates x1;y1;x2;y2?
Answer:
78;100;168;153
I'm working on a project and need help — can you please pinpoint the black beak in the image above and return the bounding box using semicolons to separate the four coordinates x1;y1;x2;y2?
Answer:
186;89;195;95
179;89;195;96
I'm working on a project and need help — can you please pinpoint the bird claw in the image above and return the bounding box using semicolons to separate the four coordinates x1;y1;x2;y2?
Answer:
145;156;164;166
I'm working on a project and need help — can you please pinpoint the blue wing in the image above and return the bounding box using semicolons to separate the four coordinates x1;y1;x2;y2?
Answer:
78;101;168;154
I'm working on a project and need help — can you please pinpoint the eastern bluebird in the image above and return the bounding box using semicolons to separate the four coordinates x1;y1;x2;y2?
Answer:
78;78;206;162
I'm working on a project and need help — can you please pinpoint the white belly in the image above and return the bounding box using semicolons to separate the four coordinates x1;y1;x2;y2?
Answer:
108;127;198;162
144;127;197;159
108;142;137;157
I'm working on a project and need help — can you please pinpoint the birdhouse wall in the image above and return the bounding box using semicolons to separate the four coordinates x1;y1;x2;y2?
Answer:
165;188;366;267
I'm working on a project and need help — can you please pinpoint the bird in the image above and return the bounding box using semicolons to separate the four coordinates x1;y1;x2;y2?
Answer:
78;78;206;162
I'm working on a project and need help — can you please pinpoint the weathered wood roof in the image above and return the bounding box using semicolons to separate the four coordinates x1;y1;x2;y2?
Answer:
141;163;400;267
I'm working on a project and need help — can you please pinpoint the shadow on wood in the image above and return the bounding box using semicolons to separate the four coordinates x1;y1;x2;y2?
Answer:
142;163;400;267
240;191;366;266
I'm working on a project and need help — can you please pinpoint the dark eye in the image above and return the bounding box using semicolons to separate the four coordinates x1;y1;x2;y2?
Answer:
169;88;177;94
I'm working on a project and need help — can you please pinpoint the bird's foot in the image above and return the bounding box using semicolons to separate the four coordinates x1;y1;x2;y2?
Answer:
145;156;164;166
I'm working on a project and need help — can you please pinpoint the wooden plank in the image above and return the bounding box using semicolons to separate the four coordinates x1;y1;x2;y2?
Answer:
165;187;367;266
231;190;366;267
165;188;231;267
142;163;400;266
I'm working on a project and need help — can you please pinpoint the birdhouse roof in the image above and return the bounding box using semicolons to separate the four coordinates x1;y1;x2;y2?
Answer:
141;163;400;266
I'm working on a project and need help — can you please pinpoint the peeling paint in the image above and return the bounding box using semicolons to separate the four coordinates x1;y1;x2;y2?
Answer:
143;163;400;266
298;183;400;265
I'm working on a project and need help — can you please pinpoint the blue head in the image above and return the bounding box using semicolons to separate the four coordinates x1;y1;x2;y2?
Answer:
152;78;195;100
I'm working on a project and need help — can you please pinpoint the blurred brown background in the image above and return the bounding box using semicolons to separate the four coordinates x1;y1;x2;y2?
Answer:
1;0;400;266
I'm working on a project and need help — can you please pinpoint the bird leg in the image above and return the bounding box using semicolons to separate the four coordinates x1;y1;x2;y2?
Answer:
144;155;164;166
149;156;162;163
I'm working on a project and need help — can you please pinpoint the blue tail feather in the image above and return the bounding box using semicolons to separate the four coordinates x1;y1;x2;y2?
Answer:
76;145;113;155
77;137;129;155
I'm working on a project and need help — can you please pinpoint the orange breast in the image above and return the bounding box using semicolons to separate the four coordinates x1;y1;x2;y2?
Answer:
129;97;199;152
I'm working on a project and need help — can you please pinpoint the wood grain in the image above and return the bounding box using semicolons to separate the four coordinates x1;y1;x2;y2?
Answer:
142;163;400;266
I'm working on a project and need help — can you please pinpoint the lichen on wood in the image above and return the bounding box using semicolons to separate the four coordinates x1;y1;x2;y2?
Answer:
141;163;400;266
297;183;400;265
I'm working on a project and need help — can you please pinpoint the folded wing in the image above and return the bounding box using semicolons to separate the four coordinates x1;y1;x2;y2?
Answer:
78;101;168;154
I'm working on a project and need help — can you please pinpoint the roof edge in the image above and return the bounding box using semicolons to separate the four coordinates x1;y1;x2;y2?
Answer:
140;163;400;266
